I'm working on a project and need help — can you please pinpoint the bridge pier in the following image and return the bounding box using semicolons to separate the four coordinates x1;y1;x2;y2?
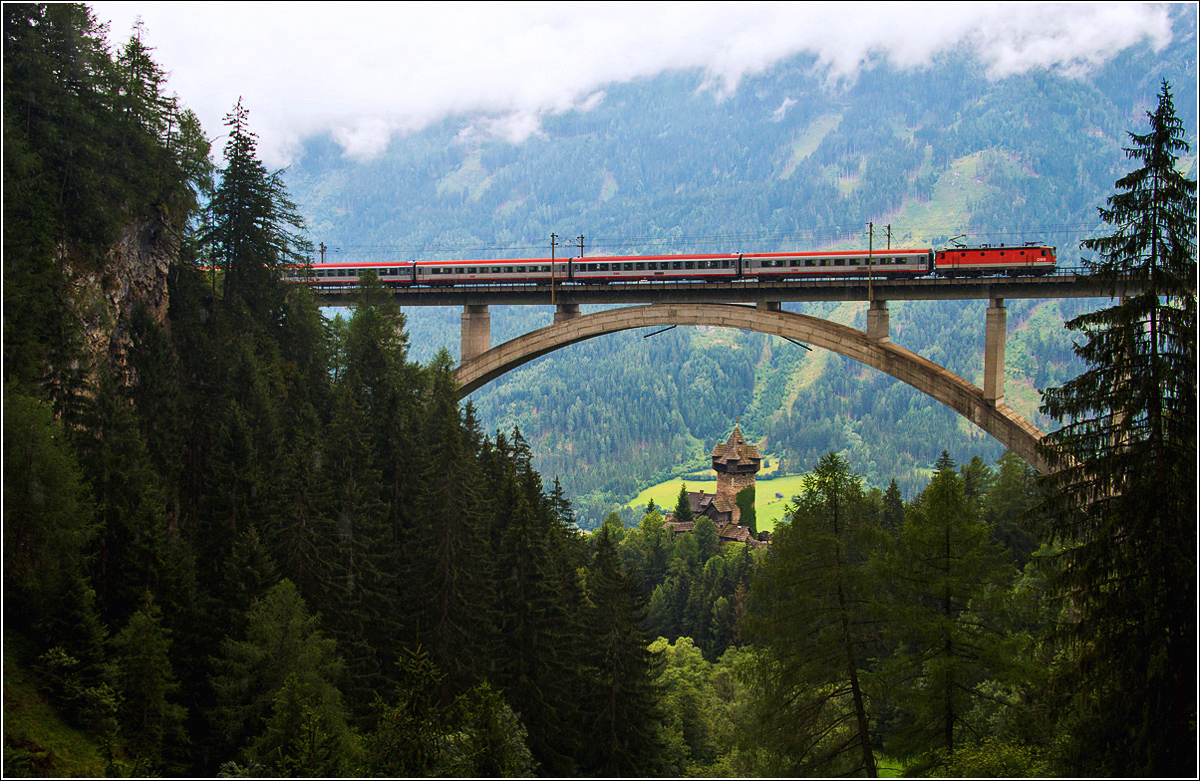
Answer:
554;303;582;323
462;304;491;362
866;300;890;343
984;298;1006;404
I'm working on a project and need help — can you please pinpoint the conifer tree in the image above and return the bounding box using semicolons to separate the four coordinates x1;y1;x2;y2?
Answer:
205;98;311;323
674;484;694;526
581;524;666;776
210;580;349;768
1035;80;1197;777
742;453;880;777
406;349;495;697
694;513;720;563
3;387;105;667
883;452;1024;771
986;450;1039;567
110;593;188;773
491;465;585;775
881;478;905;533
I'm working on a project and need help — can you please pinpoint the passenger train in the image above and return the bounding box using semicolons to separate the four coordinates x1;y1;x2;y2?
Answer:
282;244;1057;288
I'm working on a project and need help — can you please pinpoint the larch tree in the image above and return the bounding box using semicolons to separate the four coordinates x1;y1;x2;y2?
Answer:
1034;80;1197;777
742;452;880;777
883;452;1024;771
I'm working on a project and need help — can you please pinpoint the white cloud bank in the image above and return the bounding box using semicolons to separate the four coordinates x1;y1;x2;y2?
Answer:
88;2;1174;167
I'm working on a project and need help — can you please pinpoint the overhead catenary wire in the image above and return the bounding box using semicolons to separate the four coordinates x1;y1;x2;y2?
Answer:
314;220;1105;261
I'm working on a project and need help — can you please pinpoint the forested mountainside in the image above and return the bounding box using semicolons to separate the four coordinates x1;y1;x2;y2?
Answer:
5;4;1194;778
4;5;672;775
284;8;1197;525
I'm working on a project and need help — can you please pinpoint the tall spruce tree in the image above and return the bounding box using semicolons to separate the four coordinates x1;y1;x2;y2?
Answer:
406;349;495;699
581;524;666;776
1035;80;1197;777
205;98;311;323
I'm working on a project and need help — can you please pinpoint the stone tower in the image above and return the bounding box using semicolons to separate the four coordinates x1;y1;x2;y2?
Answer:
711;424;761;524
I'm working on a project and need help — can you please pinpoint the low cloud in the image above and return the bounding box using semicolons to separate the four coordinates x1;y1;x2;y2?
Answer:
90;2;1174;168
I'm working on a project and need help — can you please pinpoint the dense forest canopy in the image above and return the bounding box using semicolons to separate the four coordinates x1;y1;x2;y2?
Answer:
3;3;1195;778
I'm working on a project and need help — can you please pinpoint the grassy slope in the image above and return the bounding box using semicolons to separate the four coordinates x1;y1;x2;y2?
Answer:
3;637;106;778
626;470;809;535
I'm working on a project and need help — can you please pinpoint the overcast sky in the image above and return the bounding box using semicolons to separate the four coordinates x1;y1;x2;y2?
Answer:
88;2;1175;168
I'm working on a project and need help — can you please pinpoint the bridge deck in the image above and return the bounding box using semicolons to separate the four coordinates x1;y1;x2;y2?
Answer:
313;272;1137;308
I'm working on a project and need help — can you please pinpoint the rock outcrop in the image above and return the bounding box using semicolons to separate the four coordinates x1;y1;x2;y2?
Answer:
63;218;178;388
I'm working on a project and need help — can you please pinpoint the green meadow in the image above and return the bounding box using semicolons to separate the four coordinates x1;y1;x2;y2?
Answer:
625;472;811;534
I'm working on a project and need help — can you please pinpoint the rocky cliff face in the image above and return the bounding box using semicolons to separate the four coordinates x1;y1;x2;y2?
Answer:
64;218;178;387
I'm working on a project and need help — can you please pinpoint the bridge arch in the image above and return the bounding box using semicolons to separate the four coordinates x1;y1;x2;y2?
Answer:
454;303;1049;473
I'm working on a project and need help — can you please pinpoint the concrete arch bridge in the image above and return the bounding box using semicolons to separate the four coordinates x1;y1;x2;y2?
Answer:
453;300;1050;472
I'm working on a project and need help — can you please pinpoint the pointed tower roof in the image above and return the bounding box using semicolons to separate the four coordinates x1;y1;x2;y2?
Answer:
711;424;761;467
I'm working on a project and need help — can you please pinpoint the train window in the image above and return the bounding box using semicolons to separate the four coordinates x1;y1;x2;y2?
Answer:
636;263;645;271
805;259;815;267
673;262;682;270
647;262;657;270
516;266;526;273
492;267;501;273
466;267;475;274
835;258;845;266
684;261;695;269
622;263;632;271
